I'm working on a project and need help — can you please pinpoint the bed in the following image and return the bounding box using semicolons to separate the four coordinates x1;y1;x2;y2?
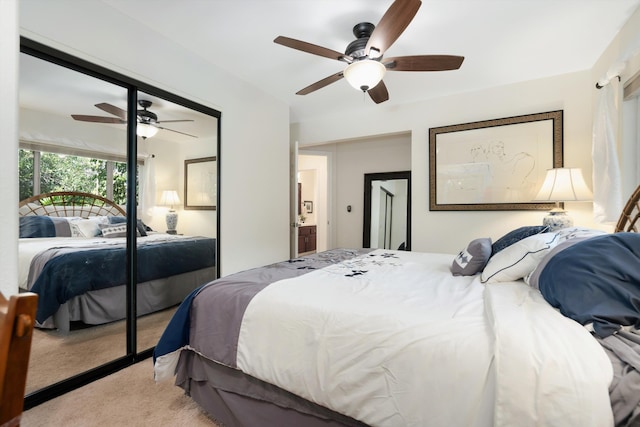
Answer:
153;185;640;427
19;191;217;333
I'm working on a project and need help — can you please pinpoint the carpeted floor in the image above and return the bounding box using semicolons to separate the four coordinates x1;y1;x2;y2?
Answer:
26;308;175;394
23;308;223;426
22;358;221;427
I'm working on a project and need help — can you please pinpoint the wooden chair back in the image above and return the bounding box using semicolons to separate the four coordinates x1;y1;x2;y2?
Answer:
615;184;640;232
0;292;38;427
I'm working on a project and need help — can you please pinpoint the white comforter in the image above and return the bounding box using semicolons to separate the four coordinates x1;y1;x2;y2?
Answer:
236;249;613;427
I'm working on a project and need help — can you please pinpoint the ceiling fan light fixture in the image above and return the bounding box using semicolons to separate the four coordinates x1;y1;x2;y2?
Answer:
137;123;159;139
343;60;386;92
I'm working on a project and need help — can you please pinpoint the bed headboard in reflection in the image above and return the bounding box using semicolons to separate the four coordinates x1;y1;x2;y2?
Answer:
18;191;126;217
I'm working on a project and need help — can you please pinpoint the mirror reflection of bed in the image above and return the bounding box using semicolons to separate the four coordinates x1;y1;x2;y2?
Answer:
19;48;220;401
19;192;216;394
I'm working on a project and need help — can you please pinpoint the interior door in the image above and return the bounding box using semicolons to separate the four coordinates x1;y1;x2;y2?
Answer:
290;140;299;258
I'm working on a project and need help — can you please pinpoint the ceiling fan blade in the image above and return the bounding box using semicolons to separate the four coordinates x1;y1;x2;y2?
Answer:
274;36;351;62
365;0;422;57
383;55;464;71
156;119;195;124
296;71;345;95
95;102;127;120
71;114;126;124
157;126;198;138
368;80;390;104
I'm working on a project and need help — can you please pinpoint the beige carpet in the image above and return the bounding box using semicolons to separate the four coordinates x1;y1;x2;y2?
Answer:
22;358;221;427
26;308;176;394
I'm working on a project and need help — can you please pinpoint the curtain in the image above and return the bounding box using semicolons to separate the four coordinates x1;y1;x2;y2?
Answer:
622;96;640;200
592;81;624;223
636;97;640;186
140;155;156;223
592;32;640;223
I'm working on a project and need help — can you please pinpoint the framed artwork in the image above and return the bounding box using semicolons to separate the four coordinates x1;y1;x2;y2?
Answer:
429;110;563;211
304;201;313;213
184;156;217;210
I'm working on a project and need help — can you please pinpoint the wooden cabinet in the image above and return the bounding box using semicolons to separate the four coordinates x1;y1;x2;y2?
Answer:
298;225;317;254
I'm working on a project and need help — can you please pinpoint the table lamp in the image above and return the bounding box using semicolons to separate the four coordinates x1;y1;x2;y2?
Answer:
160;190;180;234
534;168;593;231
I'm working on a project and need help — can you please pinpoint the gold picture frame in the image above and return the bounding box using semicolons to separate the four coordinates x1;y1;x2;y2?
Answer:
184;156;217;210
429;110;563;211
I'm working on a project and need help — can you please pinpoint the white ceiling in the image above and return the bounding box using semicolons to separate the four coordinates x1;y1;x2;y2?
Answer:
20;0;640;128
19;52;218;144
98;0;640;123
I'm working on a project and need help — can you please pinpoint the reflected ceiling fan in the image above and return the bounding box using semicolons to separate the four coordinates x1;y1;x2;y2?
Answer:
71;100;197;139
274;0;464;104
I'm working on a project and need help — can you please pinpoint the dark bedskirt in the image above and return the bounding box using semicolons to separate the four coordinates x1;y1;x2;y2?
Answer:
176;350;369;427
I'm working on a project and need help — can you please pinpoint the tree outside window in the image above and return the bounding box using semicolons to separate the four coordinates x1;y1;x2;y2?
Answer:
19;149;131;204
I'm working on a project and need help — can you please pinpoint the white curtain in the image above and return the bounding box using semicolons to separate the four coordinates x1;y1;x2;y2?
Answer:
139;155;156;223
621;95;640;200
635;97;640;186
592;81;623;223
592;32;640;223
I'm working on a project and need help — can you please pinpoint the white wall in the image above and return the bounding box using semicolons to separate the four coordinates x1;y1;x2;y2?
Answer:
0;0;19;297
296;71;600;255
17;1;290;277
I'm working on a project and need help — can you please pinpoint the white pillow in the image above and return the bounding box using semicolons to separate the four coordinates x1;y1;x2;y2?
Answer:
480;232;560;283
68;217;109;237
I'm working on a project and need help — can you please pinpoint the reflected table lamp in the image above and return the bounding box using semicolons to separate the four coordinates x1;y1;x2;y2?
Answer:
534;168;593;231
160;190;180;234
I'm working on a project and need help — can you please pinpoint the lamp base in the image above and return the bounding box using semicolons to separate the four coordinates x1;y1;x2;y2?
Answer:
165;210;178;235
542;209;573;232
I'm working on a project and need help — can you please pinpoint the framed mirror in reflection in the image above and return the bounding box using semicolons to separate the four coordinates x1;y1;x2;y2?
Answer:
363;171;411;251
19;42;220;406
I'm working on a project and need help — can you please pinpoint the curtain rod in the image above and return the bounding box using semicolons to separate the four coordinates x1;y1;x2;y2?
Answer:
595;75;621;89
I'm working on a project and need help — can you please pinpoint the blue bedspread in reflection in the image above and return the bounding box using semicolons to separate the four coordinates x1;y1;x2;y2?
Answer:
31;237;216;323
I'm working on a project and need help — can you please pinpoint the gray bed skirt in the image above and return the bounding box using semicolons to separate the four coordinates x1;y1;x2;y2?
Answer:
41;266;217;333
176;350;369;427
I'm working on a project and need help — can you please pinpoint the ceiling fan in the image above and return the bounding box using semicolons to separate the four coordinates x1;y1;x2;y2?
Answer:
274;0;464;104
71;100;197;139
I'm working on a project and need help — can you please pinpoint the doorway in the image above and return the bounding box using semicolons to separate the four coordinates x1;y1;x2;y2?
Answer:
296;153;330;254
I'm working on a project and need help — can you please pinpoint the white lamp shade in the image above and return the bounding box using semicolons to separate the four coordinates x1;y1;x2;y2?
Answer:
160;190;180;207
343;60;386;92
534;168;593;202
137;123;159;139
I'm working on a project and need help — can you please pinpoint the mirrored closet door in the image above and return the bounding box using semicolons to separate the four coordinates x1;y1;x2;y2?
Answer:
19;51;130;395
134;90;219;353
19;38;221;408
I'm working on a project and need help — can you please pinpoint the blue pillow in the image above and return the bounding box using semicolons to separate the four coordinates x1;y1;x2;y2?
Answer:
19;216;71;238
491;225;549;256
108;216;127;224
538;233;640;337
106;216;148;237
